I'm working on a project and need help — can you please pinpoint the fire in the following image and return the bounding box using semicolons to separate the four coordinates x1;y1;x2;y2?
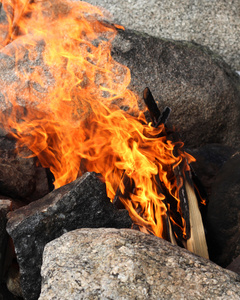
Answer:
0;0;195;239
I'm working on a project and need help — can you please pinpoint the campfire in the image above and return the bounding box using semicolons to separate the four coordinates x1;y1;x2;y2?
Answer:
0;0;208;249
0;0;212;297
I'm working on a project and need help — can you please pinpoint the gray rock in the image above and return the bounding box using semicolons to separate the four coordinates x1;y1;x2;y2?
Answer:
207;153;240;267
0;135;49;202
6;172;132;300
0;1;239;150
40;228;240;300
85;0;240;70
112;29;240;149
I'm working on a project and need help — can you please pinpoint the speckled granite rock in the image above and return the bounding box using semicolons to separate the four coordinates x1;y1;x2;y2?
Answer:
85;0;240;70
39;228;240;300
0;1;239;150
6;172;132;300
112;28;240;149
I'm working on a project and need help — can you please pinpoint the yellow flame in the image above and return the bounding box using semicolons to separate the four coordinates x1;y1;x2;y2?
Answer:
0;0;195;239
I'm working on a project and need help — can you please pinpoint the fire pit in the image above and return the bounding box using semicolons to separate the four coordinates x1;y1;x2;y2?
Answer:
0;0;207;249
0;0;239;299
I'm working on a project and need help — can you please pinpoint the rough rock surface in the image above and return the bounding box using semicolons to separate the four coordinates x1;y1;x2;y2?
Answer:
40;228;240;300
0;135;49;202
207;153;240;267
85;0;240;70
112;29;240;149
6;172;132;300
0;1;239;150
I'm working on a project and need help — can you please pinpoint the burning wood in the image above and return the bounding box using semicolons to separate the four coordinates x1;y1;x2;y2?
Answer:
143;87;171;127
0;0;208;259
185;180;209;259
143;87;208;258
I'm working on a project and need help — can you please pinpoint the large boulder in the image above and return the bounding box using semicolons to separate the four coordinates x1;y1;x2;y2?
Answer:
6;172;132;300
39;228;240;299
111;28;240;149
0;0;239;150
86;0;240;71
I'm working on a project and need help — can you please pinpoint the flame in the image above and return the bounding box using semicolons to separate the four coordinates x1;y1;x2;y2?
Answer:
0;0;195;239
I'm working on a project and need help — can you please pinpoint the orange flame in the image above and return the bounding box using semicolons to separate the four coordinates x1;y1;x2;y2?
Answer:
0;0;195;239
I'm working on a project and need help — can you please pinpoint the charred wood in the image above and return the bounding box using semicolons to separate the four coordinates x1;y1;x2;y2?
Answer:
143;87;190;241
155;106;171;127
143;87;171;127
172;161;191;240
143;87;161;126
142;87;208;258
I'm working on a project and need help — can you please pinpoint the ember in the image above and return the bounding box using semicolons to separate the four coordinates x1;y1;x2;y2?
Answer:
0;0;207;254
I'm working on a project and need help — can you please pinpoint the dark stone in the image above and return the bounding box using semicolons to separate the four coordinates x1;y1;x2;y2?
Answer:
207;153;240;267
112;29;240;149
6;264;23;298
0;282;22;300
0;198;22;299
0;136;49;202
227;255;240;276
0;199;11;281
188;144;235;197
6;172;132;300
